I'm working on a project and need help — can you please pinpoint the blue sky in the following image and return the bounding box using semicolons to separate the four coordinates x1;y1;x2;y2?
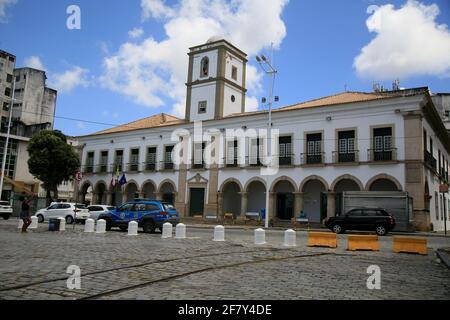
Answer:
0;0;449;137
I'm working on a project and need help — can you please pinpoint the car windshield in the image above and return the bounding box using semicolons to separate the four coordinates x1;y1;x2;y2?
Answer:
75;204;87;209
163;203;175;211
107;206;115;211
0;201;10;206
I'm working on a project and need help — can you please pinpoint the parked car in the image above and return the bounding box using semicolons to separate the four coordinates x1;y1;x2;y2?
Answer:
87;205;116;220
98;200;180;233
0;201;13;220
34;203;90;224
324;207;396;236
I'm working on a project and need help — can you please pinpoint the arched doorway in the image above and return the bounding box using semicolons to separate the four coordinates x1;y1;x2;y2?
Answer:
159;181;176;204
142;181;156;200
369;179;400;191
80;182;93;206
125;182;139;202
221;180;242;217
332;178;362;215
246;179;266;215
94;182;107;204
110;184;123;207
272;179;296;220
302;179;327;223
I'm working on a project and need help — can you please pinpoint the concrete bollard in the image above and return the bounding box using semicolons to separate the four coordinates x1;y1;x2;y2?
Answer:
175;223;186;239
58;217;66;232
96;219;106;234
84;218;95;233
162;222;173;238
283;229;296;247
213;225;225;242
128;221;138;236
29;216;38;229
254;228;266;245
17;219;23;229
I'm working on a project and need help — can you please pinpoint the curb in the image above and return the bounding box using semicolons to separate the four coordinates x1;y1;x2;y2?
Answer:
436;248;450;269
182;223;450;237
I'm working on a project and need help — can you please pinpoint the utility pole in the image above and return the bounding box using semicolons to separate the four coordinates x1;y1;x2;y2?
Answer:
257;43;277;229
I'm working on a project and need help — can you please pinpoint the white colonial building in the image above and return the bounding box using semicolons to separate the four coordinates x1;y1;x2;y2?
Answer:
76;38;450;232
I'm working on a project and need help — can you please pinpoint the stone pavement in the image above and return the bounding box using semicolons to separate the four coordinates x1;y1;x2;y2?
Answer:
0;219;449;300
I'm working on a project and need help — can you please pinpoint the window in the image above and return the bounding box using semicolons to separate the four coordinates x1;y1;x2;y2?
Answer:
193;142;205;169
114;150;124;172
347;209;362;216
129;148;139;171
249;138;264;166
146;147;157;171
226;139;238;167
231;66;238;80
279;136;292;165
231;95;236;103
6;74;12;83
4;88;11;97
118;203;134;212
337;130;356;162
100;151;108;173
0;137;18;178
164;146;174;170
305;133;323;164
435;192;439;220
198;101;207;114
200;57;209;77
372;127;393;161
146;204;160;211
85;152;94;173
2;102;8;111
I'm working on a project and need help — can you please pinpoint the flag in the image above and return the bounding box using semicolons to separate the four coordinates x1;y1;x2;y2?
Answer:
110;171;116;187
119;173;127;186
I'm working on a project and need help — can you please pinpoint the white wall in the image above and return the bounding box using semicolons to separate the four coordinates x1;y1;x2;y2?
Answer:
223;84;242;117
191;50;218;82
190;83;216;121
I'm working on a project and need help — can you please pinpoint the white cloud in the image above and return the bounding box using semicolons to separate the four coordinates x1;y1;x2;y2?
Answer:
49;66;90;93
128;27;144;39
102;111;120;119
101;0;289;117
24;56;46;71
354;0;450;80
76;122;86;130
0;0;17;23
245;96;259;112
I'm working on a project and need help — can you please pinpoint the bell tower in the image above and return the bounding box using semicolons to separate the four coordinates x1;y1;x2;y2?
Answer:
185;37;248;122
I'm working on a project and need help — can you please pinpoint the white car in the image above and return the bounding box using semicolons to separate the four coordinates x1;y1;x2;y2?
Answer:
87;205;116;220
0;201;13;220
34;203;90;224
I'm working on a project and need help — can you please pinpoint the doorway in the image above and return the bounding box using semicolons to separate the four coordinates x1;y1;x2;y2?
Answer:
189;188;205;216
276;193;294;220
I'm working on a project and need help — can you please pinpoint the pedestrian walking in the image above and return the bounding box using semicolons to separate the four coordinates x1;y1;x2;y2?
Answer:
19;195;34;233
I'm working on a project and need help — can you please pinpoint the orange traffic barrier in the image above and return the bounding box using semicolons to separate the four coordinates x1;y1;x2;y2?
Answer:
347;235;379;251
393;236;427;255
307;232;337;248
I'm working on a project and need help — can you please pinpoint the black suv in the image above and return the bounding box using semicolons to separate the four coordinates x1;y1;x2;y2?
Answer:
324;207;396;236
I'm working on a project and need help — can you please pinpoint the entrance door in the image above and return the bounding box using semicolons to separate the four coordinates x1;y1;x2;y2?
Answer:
189;188;205;217
276;193;294;220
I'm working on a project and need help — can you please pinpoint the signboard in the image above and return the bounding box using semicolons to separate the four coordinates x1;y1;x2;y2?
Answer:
439;184;449;193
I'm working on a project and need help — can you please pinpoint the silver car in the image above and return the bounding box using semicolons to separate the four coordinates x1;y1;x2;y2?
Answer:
87;205;116;220
0;201;13;220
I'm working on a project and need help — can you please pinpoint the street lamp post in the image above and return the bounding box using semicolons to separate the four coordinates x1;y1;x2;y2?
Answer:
256;43;277;229
0;78;18;201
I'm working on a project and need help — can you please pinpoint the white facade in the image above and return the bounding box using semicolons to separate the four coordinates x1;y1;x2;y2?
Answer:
76;39;450;232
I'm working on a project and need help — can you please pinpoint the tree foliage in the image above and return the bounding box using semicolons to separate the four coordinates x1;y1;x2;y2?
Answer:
27;130;80;204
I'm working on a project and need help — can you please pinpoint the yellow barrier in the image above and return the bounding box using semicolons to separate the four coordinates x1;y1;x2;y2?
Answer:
393;236;428;255
307;232;337;248
347;235;379;251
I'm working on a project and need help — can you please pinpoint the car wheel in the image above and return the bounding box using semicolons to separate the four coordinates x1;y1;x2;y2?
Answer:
142;220;156;234
332;224;344;234
37;214;44;223
375;225;387;236
119;226;128;232
105;220;112;231
3;214;10;220
66;215;74;225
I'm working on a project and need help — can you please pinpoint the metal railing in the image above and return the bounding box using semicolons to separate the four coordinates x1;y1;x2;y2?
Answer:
367;148;397;162
126;162;140;172
332;151;359;163
143;161;157;171
301;153;325;165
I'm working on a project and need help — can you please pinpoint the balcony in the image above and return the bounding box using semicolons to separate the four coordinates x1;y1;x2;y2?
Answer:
368;148;397;162
110;163;123;173
161;161;174;171
332;151;359;164
278;154;294;166
224;156;239;168
301;153;325;165
126;162;140;173
424;151;437;171
82;164;94;174
143;161;157;171
96;163;109;174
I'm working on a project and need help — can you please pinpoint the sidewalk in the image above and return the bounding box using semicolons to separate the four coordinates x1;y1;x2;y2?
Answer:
181;221;450;238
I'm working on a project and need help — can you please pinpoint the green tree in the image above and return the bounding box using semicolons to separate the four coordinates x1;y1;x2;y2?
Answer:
27;130;80;205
